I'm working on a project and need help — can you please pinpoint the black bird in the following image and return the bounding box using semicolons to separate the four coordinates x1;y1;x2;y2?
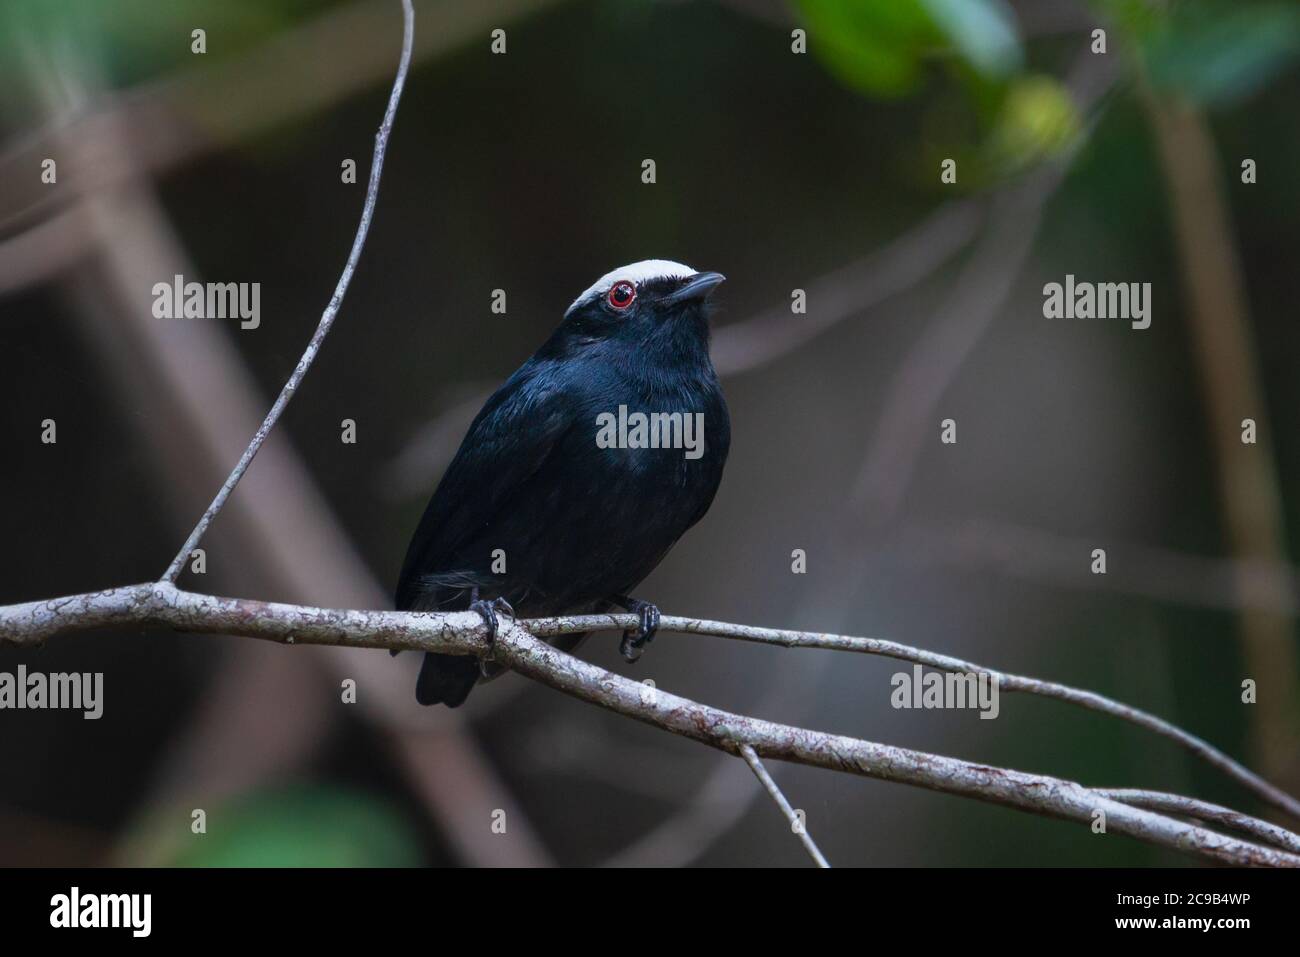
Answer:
396;260;731;706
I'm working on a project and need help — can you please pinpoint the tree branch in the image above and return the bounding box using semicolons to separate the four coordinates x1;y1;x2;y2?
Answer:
1098;789;1300;855
739;744;830;868
525;611;1300;822
4;582;1299;867
160;0;415;583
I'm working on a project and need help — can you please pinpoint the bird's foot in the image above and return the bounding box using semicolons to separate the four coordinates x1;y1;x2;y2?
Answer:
614;596;660;662
470;594;514;647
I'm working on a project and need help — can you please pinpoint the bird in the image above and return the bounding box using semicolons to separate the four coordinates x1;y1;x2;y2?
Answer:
395;259;731;707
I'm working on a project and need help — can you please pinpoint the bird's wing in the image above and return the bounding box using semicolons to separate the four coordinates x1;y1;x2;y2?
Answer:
395;362;574;610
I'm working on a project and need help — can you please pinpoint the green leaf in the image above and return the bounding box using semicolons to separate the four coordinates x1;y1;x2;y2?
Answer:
796;0;1023;97
797;0;938;96
919;0;1023;77
1142;1;1300;107
169;786;423;868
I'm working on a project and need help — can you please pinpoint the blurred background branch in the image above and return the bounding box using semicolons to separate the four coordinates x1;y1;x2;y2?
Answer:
1142;86;1299;782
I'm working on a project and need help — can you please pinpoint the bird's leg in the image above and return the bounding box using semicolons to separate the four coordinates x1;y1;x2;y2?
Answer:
469;587;514;648
611;594;660;662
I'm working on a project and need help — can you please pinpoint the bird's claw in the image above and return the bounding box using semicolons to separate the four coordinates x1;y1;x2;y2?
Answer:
470;596;514;647
618;599;660;662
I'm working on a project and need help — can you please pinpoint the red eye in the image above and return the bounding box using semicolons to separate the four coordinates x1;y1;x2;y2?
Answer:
607;281;636;310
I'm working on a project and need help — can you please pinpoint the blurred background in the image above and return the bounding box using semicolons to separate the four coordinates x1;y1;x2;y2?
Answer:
2;0;1300;867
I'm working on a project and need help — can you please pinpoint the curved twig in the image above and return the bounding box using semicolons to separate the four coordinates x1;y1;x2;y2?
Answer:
160;0;415;583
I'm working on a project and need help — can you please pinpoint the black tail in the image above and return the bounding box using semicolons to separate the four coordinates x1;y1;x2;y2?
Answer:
415;652;480;707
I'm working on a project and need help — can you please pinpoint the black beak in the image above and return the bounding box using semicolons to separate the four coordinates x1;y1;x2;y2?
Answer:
664;271;726;304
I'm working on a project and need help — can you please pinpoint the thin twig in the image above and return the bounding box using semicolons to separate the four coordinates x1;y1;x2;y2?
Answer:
20;3;545;868
739;744;830;868
4;582;1300;867
523;612;1300;822
1098;789;1300;855
34;19;547;866
601;660;825;867
160;0;415;583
